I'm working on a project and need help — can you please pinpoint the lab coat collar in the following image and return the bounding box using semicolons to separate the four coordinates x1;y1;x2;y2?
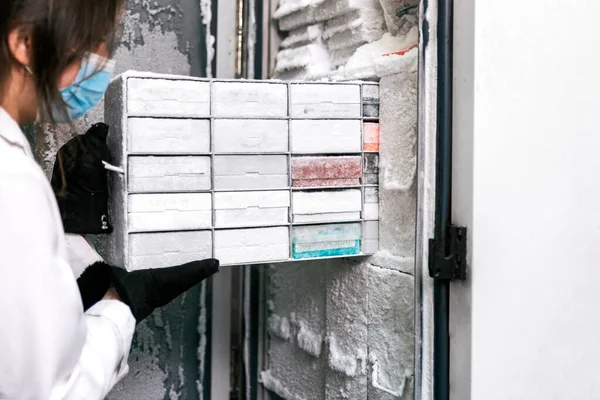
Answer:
0;107;34;158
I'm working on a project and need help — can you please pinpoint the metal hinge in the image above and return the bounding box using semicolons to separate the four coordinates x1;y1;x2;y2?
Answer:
428;225;467;280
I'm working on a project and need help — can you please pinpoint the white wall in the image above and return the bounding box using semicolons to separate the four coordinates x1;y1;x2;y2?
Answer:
452;1;600;399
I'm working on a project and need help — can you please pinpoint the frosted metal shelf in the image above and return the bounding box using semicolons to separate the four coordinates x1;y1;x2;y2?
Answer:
220;253;371;267
118;72;376;86
291;152;363;156
126;190;213;195
128;152;213;156
291;185;363;190
290;219;362;226
213;187;291;192
127;114;379;121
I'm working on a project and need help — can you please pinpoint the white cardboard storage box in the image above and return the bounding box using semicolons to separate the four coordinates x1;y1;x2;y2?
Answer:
214;226;290;264
364;187;379;221
212;82;288;118
214;191;290;228
213;119;288;153
128;230;212;270
128;193;212;232
128;156;211;193
213;155;289;191
291;156;362;188
292;189;362;223
290;84;361;118
128;118;210;154
290;119;362;154
127;78;210;118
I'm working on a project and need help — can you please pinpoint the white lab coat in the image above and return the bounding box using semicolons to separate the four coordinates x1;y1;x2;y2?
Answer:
0;107;135;400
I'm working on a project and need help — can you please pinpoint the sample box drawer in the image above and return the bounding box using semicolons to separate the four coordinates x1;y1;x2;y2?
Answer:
362;221;379;254
128;230;212;270
292;189;362;223
128;156;211;193
292;156;361;188
128;118;210;154
128;193;212;232
127;78;210;118
213;155;289;191
213;119;288;153
364;187;379;221
363;122;380;152
214;226;290;265
292;223;361;259
363;153;379;185
362;84;380;118
290;84;361;118
212;82;288;118
214;190;290;228
290;119;362;154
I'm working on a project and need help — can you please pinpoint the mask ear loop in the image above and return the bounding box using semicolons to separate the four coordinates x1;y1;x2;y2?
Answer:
24;65;35;77
22;65;43;123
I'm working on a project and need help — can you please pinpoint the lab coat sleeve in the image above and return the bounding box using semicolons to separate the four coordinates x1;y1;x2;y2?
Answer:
60;300;135;400
0;171;135;400
64;233;104;278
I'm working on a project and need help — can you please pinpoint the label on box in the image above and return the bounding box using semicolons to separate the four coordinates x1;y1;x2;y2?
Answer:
128;156;211;193
214;119;288;153
213;82;288;117
290;84;361;118
127;78;210;117
128;118;210;154
291;120;361;154
363;122;380;152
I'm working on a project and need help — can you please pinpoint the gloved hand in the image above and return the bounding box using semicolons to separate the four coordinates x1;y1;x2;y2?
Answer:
77;259;220;323
51;122;113;234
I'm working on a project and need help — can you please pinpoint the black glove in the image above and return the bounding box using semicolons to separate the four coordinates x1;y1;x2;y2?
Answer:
77;259;220;323
51;123;113;234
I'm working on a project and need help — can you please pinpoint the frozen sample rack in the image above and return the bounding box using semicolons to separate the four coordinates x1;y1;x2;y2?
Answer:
101;71;380;269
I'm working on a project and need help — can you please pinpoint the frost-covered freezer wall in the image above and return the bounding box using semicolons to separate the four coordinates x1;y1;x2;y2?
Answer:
101;71;381;269
261;71;418;400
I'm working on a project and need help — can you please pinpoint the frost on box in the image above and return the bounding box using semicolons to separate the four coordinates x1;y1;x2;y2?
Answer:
100;71;382;268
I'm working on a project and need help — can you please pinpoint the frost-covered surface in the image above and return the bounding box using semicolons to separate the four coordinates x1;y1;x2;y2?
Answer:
274;43;332;79
377;0;419;37
199;0;215;78
296;318;324;357
367;266;414;399
281;24;325;49
265;259;415;399
268;314;292;341
272;0;418;81
335;28;418;80
264;71;417;399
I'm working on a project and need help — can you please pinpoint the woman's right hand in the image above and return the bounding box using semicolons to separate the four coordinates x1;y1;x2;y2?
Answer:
77;259;220;323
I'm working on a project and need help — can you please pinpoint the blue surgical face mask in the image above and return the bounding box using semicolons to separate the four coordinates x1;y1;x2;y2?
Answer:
52;53;116;123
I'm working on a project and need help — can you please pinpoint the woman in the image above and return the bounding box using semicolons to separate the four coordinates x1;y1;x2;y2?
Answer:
0;1;218;399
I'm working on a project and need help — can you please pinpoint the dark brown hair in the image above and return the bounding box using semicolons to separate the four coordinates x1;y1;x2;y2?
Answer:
0;0;124;122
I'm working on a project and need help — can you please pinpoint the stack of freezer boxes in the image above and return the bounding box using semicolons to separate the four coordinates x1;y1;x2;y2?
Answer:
103;71;380;269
